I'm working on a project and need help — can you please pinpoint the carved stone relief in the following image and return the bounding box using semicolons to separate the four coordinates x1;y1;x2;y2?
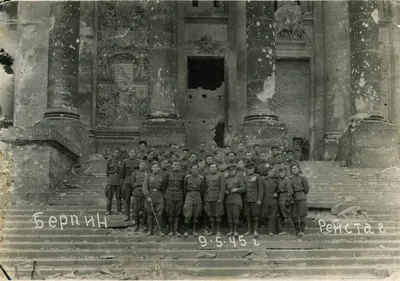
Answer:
274;2;309;41
96;1;150;127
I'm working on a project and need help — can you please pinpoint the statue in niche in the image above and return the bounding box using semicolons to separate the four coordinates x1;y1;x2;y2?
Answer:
274;1;309;41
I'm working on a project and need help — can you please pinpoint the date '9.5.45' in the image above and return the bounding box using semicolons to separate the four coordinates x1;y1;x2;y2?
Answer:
198;235;260;248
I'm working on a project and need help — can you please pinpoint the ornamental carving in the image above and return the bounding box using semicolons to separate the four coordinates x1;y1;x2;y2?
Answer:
274;3;309;41
194;35;221;54
96;1;150;127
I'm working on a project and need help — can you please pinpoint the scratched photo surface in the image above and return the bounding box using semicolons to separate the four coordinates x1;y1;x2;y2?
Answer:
0;0;400;280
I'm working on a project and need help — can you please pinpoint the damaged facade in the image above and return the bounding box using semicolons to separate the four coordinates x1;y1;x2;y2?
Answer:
0;0;399;176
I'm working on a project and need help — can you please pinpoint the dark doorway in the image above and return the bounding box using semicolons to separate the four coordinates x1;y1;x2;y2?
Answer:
187;56;224;90
214;122;225;148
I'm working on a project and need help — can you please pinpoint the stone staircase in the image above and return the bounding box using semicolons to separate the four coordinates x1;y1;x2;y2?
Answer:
1;160;400;280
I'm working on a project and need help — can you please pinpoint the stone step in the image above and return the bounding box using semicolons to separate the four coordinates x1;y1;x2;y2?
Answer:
1;240;399;251
1;248;399;260
1;226;398;235
3;219;400;228
2;257;400;269
3;208;398;217
3;233;399;243
0;265;394;279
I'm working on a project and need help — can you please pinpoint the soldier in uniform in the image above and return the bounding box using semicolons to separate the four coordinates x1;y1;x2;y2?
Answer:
253;144;261;157
236;142;247;160
160;159;171;177
290;163;310;236
272;153;290;178
225;164;246;237
223;146;232;163
210;142;219;156
236;159;247;179
243;163;263;237
143;162;165;236
132;161;148;231
244;151;253;165
120;144;129;160
164;161;185;236
204;163;225;236
105;149;123;215
198;141;208;160
226;152;237;165
262;167;279;236
277;167;294;235
137;140;148;160
285;149;301;175
205;155;214;167
183;164;205;237
120;149;140;221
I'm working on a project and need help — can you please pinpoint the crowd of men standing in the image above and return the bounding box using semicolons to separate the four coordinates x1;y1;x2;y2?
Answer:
105;140;310;238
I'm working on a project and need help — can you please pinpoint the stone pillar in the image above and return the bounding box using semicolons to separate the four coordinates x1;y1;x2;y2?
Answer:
320;1;351;160
0;2;17;128
141;0;185;148
241;0;287;150
392;1;400;156
79;0;96;154
13;1;50;127
338;0;398;167
34;1;88;161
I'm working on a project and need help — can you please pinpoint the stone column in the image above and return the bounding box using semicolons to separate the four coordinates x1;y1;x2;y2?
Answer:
392;1;400;148
338;0;398;167
13;1;50;128
141;0;185;148
35;1;88;161
0;2;17;128
241;0;287;150
320;1;351;160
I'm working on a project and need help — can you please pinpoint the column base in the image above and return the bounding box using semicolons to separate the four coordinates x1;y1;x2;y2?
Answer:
0;127;80;204
34;114;89;162
240;120;288;151
318;131;342;161
337;118;399;168
141;119;186;149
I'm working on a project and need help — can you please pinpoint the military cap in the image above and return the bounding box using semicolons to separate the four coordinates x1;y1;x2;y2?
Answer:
245;163;255;169
226;163;237;170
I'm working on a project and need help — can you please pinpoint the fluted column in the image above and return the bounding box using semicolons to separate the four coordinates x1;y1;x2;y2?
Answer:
320;1;351;160
146;0;179;120
244;0;277;122
44;1;80;120
337;0;398;167
241;0;287;151
35;1;88;161
141;0;185;148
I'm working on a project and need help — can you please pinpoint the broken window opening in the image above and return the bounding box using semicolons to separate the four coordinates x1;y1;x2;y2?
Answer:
214;122;225;148
192;0;198;7
214;0;219;7
187;56;224;91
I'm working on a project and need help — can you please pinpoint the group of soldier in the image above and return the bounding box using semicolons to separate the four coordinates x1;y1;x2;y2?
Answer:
105;140;310;238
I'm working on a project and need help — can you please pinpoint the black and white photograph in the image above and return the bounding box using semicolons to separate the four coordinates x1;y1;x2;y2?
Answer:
0;0;400;280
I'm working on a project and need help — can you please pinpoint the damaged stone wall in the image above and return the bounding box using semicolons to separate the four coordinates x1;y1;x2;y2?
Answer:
186;84;225;150
0;149;12;237
275;59;310;149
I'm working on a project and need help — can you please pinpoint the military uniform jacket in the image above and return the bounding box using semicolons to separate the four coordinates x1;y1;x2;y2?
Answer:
255;160;269;176
225;175;246;204
184;174;205;204
164;171;185;201
106;157;122;185
142;173;164;203
198;151;209;160
237;169;247;180
277;178;294;203
290;174;309;200
132;170;147;197
236;150;247;160
205;172;225;202
263;177;278;201
243;173;264;203
120;158;140;184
